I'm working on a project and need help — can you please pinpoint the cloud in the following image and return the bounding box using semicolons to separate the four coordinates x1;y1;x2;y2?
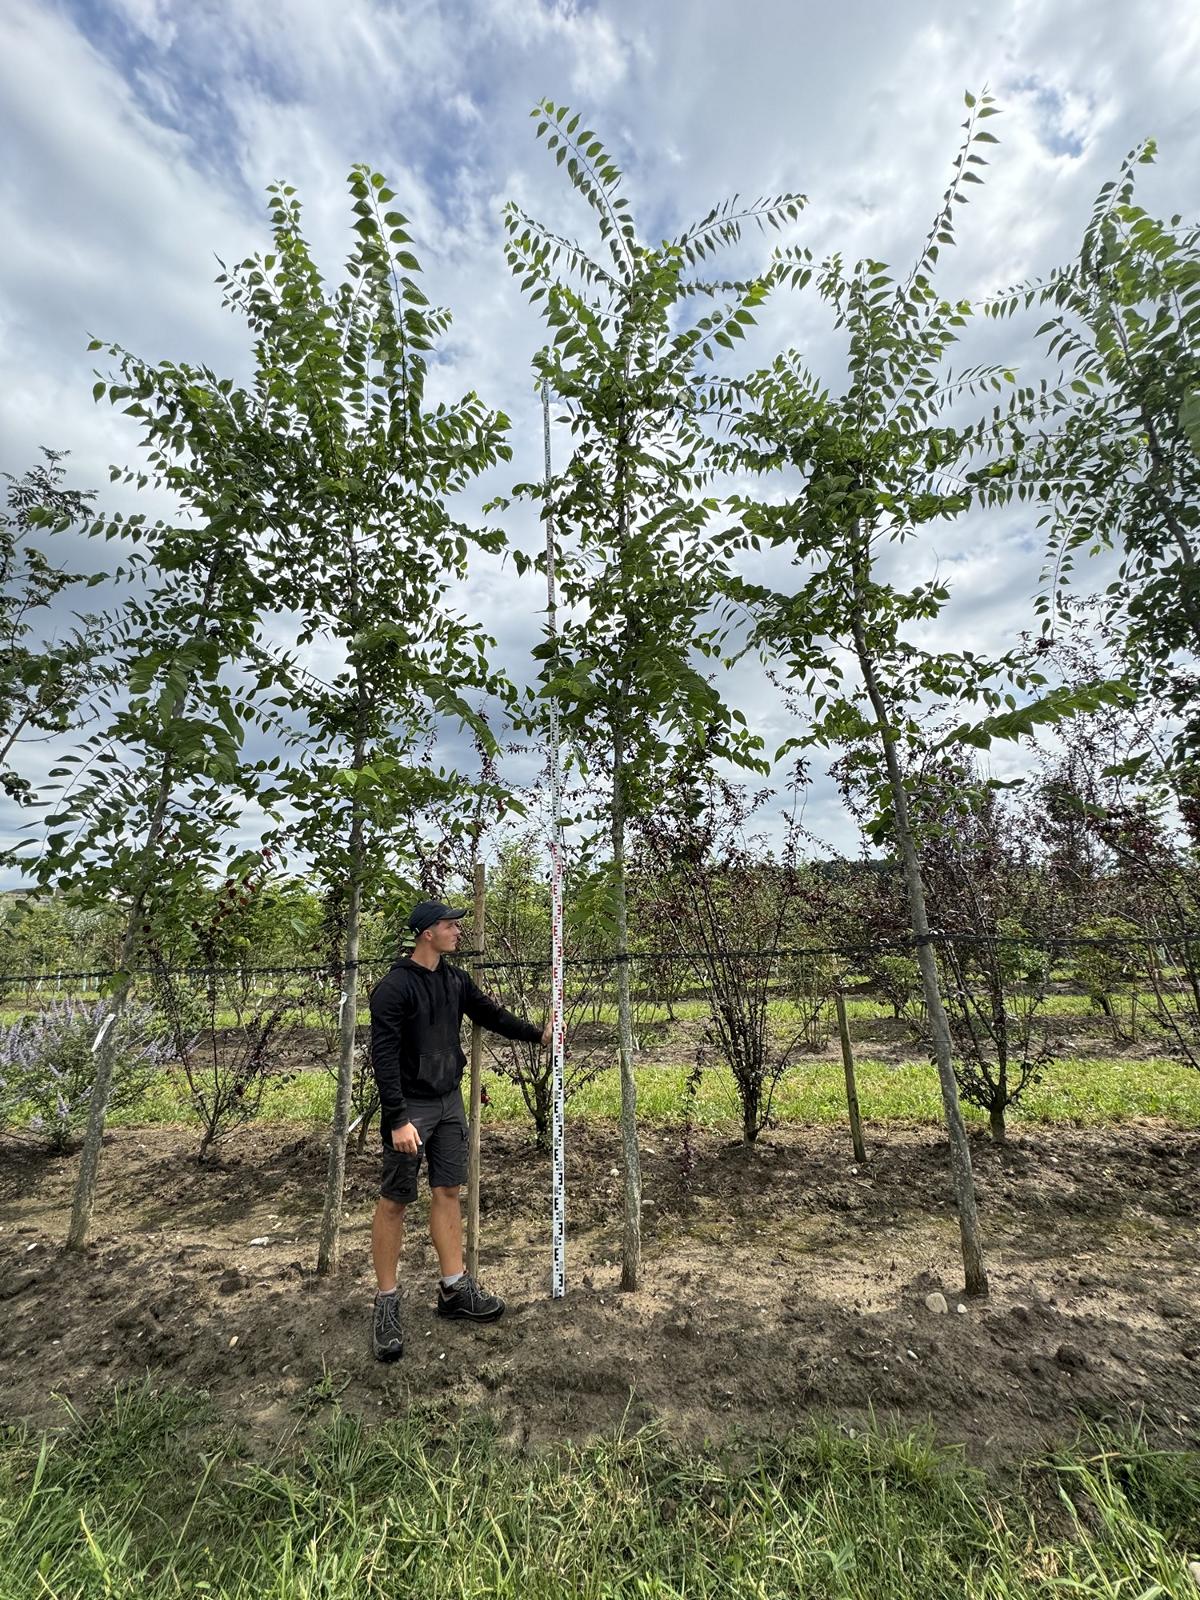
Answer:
2;0;1198;884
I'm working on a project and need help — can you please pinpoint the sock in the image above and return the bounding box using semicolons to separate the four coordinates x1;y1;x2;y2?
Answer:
375;1287;398;1300
442;1271;464;1290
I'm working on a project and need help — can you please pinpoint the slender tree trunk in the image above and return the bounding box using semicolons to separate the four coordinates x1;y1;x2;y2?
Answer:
835;989;867;1163
67;758;174;1251
989;1105;1006;1143
851;608;989;1297
316;527;367;1277
742;1087;759;1146
316;854;362;1275
610;385;643;1292
355;1103;375;1152
611;721;642;1291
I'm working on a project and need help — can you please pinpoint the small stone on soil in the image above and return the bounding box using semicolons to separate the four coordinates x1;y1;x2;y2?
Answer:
924;1292;948;1315
1055;1343;1088;1371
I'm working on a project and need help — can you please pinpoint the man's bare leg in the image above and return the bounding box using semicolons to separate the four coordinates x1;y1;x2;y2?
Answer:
430;1185;504;1320
372;1197;406;1293
429;1185;464;1279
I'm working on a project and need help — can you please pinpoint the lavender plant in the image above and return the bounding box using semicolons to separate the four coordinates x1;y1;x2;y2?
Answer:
0;998;169;1152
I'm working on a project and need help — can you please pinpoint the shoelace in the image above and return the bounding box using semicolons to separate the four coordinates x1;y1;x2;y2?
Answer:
446;1274;485;1300
375;1295;402;1338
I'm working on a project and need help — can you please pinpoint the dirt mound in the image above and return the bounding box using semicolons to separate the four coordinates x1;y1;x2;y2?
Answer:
1;1120;1197;1464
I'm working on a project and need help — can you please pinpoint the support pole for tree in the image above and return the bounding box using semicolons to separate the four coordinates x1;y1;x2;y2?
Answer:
543;381;567;1300
834;989;867;1164
466;860;486;1278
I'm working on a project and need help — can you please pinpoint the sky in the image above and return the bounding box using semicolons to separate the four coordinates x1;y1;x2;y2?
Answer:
2;0;1199;881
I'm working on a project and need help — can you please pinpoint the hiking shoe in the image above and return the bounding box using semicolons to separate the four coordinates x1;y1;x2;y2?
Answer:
436;1273;505;1323
371;1292;404;1362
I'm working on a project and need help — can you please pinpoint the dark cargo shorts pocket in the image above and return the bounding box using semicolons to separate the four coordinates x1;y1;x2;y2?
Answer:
380;1091;469;1202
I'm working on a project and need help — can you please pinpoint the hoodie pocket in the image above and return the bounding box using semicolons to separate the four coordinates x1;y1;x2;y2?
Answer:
418;1051;460;1095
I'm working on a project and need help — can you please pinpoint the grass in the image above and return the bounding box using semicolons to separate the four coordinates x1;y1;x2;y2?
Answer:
0;1384;1197;1598
101;1051;1200;1137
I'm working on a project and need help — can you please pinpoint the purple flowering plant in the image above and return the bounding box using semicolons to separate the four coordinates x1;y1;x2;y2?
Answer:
0;996;171;1151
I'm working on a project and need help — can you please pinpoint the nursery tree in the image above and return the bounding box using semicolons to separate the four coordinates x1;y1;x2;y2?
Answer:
217;168;517;1272
503;102;803;1287
22;346;282;1248
724;93;1077;1294
915;762;1056;1141
635;760;822;1143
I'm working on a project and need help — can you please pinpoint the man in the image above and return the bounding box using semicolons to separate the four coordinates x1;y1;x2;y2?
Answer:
368;898;550;1362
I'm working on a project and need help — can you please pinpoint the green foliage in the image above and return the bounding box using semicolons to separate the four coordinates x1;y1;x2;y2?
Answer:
724;93;1107;834
476;833;613;1146
866;954;924;1021
0;451;105;812
18;322;287;960
1074;917;1143;1038
0;893;124;981
988;143;1200;754
503;104;800;832
213;167;519;902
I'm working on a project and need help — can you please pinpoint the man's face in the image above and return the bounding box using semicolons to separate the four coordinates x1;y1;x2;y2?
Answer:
422;917;463;955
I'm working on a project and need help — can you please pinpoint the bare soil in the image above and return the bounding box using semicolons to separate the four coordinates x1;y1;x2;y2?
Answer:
1;1118;1197;1467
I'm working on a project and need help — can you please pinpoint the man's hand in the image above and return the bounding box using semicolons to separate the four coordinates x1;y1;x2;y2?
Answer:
541;1017;553;1048
391;1121;421;1156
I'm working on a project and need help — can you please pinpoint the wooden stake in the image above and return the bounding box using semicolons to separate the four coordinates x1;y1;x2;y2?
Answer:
834;989;866;1164
466;860;486;1278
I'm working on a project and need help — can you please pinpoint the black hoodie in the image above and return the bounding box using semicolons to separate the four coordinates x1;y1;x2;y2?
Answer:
369;957;542;1134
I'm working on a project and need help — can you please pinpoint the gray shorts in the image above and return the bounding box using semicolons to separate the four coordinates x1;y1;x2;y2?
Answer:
380;1090;469;1203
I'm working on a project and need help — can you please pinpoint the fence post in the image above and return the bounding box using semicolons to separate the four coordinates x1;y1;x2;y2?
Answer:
466;861;486;1278
834;989;867;1163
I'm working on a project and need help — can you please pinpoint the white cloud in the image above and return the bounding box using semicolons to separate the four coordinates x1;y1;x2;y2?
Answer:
2;0;1198;881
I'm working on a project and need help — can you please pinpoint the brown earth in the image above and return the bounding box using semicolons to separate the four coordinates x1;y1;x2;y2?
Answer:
1;1117;1198;1468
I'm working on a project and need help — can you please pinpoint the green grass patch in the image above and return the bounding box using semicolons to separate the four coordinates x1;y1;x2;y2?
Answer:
490;1055;1200;1131
97;1052;1200;1140
1;1384;1197;1598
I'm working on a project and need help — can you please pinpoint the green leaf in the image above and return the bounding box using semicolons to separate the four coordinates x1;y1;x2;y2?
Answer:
939;680;1137;752
1180;391;1200;458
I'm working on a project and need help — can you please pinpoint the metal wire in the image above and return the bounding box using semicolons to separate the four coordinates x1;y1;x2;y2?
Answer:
1;930;1195;988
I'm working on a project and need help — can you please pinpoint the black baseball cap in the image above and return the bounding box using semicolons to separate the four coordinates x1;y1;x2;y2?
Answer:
407;900;468;934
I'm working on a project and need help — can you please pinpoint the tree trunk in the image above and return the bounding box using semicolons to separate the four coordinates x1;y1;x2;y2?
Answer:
851;609;988;1297
611;724;642;1292
742;1092;759;1146
65;972;134;1250
991;1057;1009;1144
66;758;174;1252
835;989;867;1163
316;822;363;1276
355;1104;375;1153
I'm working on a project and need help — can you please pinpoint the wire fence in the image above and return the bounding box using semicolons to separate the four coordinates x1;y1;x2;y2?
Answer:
1;928;1197;991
